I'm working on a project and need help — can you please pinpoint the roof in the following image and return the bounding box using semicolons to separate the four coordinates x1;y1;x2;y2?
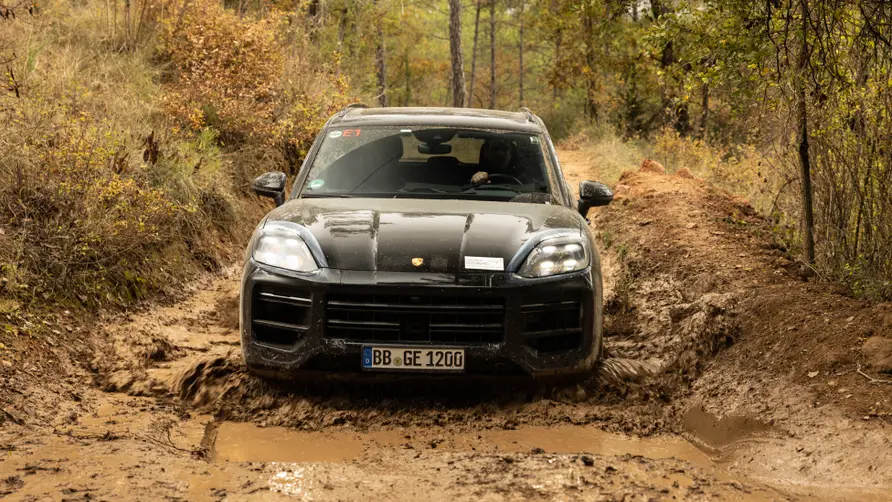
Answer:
330;106;545;133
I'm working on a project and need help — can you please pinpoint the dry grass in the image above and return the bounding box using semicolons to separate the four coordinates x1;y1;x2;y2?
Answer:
0;0;352;309
0;0;250;308
558;125;653;186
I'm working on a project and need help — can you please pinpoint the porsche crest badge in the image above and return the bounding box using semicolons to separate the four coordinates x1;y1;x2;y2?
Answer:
411;257;424;267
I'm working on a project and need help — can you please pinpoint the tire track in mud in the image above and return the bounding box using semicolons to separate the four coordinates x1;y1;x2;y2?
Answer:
92;262;676;436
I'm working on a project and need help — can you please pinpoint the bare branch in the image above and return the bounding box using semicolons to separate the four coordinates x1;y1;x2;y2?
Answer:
857;363;892;385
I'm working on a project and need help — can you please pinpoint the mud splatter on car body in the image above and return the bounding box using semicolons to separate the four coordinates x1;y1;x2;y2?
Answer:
240;107;614;379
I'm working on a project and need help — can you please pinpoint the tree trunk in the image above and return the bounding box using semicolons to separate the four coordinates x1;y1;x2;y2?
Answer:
375;3;388;107
404;52;411;106
337;7;347;52
582;5;598;121
449;0;466;107
797;0;816;264
517;0;524;107
653;0;690;133
468;0;482;107
698;83;709;139
123;0;131;42
307;0;319;26
552;25;561;104
489;0;497;109
675;100;691;135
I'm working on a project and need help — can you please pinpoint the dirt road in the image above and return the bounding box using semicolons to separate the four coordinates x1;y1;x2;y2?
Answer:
2;149;891;500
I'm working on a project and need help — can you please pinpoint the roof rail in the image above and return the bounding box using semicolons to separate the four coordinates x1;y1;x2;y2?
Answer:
518;106;535;122
338;102;369;117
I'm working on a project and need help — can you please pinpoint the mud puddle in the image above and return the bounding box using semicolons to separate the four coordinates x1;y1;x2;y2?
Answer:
210;420;793;501
214;421;713;466
682;405;775;451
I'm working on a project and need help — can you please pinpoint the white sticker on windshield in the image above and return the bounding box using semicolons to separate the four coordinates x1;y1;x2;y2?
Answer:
465;256;504;271
530;136;540;144
328;130;343;138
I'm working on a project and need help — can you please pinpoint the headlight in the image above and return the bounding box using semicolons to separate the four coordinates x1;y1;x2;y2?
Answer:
252;223;319;273
517;234;589;278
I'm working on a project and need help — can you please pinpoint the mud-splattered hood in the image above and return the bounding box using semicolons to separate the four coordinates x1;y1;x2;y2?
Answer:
263;197;586;274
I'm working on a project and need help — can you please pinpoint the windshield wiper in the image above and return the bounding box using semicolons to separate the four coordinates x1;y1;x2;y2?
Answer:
301;193;354;198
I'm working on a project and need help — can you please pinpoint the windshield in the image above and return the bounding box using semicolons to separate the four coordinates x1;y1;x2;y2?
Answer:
298;126;554;201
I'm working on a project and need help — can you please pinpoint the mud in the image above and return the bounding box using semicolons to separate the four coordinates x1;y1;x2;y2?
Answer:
213;421;712;466
682;405;774;451
2;148;891;500
0;390;786;501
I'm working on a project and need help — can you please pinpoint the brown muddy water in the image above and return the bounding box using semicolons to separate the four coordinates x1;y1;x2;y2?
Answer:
214;421;713;466
2;392;798;501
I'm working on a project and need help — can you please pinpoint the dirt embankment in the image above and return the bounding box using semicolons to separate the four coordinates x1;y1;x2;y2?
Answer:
1;151;891;500
584;165;892;490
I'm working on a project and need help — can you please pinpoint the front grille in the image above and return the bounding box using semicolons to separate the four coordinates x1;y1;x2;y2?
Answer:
251;288;311;347
324;293;505;344
521;298;583;353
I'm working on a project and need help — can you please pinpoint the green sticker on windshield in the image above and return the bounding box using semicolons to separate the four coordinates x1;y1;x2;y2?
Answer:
308;179;325;190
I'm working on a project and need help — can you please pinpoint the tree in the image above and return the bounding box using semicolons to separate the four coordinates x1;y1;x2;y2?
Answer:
581;2;598;121
651;0;690;135
448;0;465;107
489;0;496;109
375;0;388;106
468;0;482;107
517;0;524;107
795;0;815;264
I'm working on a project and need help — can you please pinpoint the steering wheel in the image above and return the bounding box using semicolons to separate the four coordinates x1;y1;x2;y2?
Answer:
486;173;524;185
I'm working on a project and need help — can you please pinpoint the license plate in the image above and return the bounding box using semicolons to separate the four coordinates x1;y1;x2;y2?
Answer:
361;346;465;372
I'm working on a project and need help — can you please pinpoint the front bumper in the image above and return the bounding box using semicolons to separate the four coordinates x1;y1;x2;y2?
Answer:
239;261;602;379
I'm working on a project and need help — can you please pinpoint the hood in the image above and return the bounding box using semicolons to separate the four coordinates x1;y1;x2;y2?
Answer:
264;197;585;274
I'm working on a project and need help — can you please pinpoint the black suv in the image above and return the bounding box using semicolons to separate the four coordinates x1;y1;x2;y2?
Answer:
241;106;613;379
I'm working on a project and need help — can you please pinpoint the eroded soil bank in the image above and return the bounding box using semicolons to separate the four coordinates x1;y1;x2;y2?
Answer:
2;149;891;500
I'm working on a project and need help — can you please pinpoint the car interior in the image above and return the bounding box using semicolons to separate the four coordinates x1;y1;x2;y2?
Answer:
306;128;553;201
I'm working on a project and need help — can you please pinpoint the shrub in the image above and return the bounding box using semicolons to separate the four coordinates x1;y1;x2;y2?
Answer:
159;0;284;144
1;102;188;304
159;0;353;176
558;125;652;185
652;129;778;215
0;0;247;307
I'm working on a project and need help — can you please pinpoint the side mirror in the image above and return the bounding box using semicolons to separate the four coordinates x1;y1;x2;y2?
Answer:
252;171;287;207
578;180;613;216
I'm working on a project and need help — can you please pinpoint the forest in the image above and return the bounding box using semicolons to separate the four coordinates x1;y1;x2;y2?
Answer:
1;0;891;310
2;3;892;500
